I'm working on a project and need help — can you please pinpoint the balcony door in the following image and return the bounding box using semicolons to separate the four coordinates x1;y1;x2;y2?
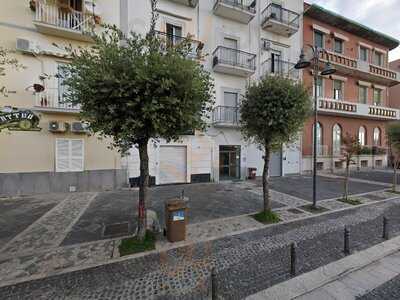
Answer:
223;37;238;66
166;23;182;46
223;91;239;123
270;50;282;74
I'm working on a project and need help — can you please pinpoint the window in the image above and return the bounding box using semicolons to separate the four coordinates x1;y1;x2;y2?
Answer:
358;126;367;146
333;80;343;100
314;76;323;98
57;63;70;104
223;91;239;123
56;139;84;172
166;23;182;45
334;38;343;54
373;127;381;146
373;51;384;66
332;124;342;155
373;89;382;106
358;86;368;104
315;122;323;156
314;31;324;48
359;47;369;62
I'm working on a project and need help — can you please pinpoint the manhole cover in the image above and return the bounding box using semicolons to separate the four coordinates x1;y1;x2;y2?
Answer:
363;194;386;201
287;208;303;214
103;222;129;238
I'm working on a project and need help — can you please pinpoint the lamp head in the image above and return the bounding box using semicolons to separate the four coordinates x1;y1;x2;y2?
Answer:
321;62;336;76
294;50;311;69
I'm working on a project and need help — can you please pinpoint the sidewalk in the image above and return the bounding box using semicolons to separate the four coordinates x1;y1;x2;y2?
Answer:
247;236;400;300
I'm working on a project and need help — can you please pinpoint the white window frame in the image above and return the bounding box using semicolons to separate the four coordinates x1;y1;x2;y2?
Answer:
55;138;85;172
358;126;366;146
373;88;383;106
359;46;369;62
313;76;324;98
358;85;368;104
373;127;381;146
334;38;344;54
333;79;344;101
314;30;325;49
332;124;342;156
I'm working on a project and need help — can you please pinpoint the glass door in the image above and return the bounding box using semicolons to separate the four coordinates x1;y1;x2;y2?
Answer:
219;146;241;180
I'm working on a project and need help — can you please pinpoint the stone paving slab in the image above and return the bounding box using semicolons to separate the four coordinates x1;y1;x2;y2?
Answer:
0;192;97;256
1;198;400;299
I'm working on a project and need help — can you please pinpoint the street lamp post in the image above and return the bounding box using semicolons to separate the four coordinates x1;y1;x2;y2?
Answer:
295;46;336;209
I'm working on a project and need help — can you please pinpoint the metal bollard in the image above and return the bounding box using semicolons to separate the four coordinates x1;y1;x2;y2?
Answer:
344;226;350;255
211;268;217;300
290;242;297;276
383;217;390;240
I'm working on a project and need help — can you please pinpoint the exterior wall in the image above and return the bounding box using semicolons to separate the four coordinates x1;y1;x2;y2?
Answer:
125;0;304;183
0;0;126;195
301;8;399;172
390;59;400;108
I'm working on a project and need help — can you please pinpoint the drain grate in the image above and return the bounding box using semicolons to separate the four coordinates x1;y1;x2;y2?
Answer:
287;208;303;214
103;222;130;238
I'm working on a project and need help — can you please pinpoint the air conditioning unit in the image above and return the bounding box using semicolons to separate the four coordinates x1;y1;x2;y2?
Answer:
49;121;68;133
71;122;89;133
16;38;40;54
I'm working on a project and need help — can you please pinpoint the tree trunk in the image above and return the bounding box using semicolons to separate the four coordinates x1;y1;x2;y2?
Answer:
393;162;397;192
263;145;271;213
344;160;350;200
137;140;149;240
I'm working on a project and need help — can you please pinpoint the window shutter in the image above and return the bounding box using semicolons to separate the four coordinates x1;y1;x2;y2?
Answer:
56;139;70;172
70;140;84;171
56;139;84;172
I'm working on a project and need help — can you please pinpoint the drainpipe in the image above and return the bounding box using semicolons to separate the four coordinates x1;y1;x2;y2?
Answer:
120;0;128;35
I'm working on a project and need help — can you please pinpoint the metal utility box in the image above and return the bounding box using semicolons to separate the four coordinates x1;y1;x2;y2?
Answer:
165;198;188;242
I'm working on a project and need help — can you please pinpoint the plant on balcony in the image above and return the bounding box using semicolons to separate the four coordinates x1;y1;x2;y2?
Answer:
0;47;25;97
340;133;361;201
387;121;400;192
60;0;214;241
240;75;311;216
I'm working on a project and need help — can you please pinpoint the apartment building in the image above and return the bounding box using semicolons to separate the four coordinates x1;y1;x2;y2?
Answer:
390;59;400;109
301;3;400;172
126;0;304;185
0;0;126;196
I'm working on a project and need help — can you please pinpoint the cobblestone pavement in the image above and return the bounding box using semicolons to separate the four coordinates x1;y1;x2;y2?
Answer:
1;198;400;299
358;273;400;300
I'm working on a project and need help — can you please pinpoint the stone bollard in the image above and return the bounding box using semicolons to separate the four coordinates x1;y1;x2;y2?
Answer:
290;242;297;276
383;217;390;240
344;226;350;255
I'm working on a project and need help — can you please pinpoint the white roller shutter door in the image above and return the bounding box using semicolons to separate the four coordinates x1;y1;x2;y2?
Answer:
159;146;187;184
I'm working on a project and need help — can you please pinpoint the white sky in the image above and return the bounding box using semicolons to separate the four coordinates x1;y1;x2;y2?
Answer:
307;0;400;62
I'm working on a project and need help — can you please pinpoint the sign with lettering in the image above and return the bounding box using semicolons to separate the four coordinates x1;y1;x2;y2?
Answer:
0;107;41;132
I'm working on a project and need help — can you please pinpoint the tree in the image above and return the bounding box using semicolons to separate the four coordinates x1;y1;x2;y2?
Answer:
62;3;214;239
387;121;400;192
341;133;361;201
240;75;311;216
0;47;25;96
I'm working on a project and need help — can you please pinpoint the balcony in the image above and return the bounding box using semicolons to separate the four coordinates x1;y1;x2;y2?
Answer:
33;2;94;42
213;0;256;24
155;31;204;60
34;88;81;114
319;50;400;86
212;106;240;127
261;59;299;80
168;0;199;7
212;46;256;77
317;98;399;120
261;3;300;37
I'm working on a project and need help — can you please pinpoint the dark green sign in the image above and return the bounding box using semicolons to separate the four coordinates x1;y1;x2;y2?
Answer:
0;107;41;132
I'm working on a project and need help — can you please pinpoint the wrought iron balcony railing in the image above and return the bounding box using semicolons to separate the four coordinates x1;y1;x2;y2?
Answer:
214;0;256;14
261;3;300;29
155;31;204;59
35;88;81;112
212;106;240;126
262;58;299;79
212;46;256;71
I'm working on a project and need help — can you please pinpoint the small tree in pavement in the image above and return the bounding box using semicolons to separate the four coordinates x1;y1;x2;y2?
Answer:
341;133;361;201
240;76;311;220
62;2;214;240
387;121;400;192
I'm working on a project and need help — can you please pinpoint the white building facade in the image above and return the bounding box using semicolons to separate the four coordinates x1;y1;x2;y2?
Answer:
126;0;304;185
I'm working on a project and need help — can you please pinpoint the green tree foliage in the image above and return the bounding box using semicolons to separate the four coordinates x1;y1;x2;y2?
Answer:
62;25;214;239
387;121;400;192
341;133;361;200
240;75;311;213
0;47;25;96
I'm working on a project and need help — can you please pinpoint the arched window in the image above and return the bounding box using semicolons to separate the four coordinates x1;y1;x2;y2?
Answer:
332;124;342;155
373;127;381;146
358;126;367;146
315;122;323;155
